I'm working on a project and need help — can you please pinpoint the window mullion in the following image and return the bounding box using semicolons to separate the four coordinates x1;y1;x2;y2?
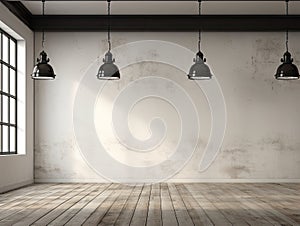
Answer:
15;38;17;154
8;37;10;153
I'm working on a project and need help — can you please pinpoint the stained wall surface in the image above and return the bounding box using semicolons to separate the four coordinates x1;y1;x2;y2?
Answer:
34;31;300;183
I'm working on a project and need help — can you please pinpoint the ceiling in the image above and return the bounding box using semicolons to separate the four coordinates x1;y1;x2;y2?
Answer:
21;1;300;15
2;1;300;31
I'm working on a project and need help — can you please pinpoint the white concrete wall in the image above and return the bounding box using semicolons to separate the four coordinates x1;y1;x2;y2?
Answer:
0;3;34;192
34;31;300;183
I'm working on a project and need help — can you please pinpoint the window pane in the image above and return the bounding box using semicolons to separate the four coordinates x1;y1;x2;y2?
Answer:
2;35;8;63
10;127;15;153
10;40;16;67
3;95;8;123
10;98;15;124
3;125;8;153
10;69;16;96
2;65;9;93
0;30;17;155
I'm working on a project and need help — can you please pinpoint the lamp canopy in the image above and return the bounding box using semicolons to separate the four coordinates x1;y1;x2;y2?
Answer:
32;51;56;80
275;51;299;80
96;51;120;80
188;51;213;80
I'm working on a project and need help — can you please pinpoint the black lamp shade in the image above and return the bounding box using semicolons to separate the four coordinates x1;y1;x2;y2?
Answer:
275;51;299;80
32;51;56;80
97;51;120;80
188;51;213;80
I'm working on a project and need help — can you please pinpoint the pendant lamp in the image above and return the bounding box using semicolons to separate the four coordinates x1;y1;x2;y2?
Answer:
32;0;56;80
188;0;213;80
275;0;299;80
97;0;120;80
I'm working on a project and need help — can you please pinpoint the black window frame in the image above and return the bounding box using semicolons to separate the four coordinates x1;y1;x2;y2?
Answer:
0;28;18;155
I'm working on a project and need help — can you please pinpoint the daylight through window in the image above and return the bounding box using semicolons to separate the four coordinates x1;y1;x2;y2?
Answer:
0;28;17;155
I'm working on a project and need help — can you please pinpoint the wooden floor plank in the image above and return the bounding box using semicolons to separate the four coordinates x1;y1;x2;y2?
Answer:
176;184;214;226
239;183;298;225
210;184;273;226
0;184;57;208
146;183;162;226
64;183;114;226
160;183;178;226
98;184;135;226
248;183;300;224
0;184;67;221
82;184;123;225
184;183;232;226
12;184;90;226
0;183;51;199
0;184;71;220
275;183;300;195
130;184;151;226
226;183;292;226
114;184;144;226
168;183;194;226
265;183;300;206
48;184;111;226
0;184;82;226
31;184;99;225
195;183;249;226
280;183;300;192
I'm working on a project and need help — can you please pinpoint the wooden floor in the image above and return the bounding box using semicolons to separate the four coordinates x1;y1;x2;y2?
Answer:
0;183;299;226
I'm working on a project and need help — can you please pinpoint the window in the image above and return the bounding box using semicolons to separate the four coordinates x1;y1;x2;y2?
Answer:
0;28;17;155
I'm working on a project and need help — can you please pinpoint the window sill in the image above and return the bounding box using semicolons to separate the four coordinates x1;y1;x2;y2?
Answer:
0;153;26;157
